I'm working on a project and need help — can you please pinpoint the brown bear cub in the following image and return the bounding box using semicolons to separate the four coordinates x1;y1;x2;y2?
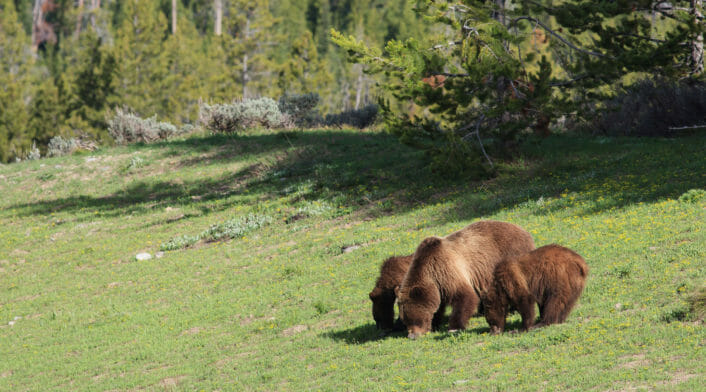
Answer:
369;255;413;330
482;244;588;334
396;220;535;339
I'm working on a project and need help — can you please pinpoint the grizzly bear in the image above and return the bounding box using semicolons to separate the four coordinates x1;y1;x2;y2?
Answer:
482;244;588;334
395;220;535;339
369;255;447;331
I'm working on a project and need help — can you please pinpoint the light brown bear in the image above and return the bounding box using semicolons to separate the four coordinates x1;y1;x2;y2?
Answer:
482;244;588;334
395;220;535;339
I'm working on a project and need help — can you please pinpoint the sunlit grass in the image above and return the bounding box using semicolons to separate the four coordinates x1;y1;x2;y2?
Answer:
0;129;703;391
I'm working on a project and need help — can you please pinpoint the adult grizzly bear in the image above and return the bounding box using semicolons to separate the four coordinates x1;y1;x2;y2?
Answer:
396;220;535;339
482;244;588;334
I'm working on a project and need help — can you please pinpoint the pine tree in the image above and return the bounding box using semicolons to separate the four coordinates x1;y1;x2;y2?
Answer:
113;0;169;117
222;0;279;99
0;0;34;162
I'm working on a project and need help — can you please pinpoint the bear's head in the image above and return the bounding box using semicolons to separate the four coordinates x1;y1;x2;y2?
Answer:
369;286;396;330
396;283;440;339
480;284;507;335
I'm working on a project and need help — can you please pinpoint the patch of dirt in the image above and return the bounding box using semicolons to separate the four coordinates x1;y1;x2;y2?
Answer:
663;371;696;385
180;327;202;336
282;324;308;336
159;376;186;388
618;353;650;369
1;371;12;378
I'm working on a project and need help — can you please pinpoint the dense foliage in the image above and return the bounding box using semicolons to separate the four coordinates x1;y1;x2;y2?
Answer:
0;0;428;162
332;0;705;175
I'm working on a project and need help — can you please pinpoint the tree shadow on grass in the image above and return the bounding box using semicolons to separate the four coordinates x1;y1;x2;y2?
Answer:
322;323;407;344
5;130;705;227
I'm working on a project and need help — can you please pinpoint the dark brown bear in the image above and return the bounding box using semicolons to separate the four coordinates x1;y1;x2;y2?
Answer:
482;244;588;334
369;255;413;330
396;220;535;339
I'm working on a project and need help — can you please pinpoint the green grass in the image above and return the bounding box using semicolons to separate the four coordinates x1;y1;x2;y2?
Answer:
0;129;704;391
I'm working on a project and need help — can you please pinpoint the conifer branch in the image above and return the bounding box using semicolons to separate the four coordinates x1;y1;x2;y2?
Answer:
511;16;608;58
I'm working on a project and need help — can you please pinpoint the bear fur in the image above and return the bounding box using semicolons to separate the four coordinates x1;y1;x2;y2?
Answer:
369;255;413;330
396;220;535;338
482;244;588;334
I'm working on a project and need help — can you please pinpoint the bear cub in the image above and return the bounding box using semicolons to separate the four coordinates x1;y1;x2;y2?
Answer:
483;244;588;334
369;255;413;330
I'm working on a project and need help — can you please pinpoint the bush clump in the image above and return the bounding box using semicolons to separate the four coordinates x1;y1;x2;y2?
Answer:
323;104;378;129
198;98;284;133
597;79;706;136
278;93;321;127
202;213;272;241
160;213;272;251
108;108;180;144
678;189;706;204
47;136;79;157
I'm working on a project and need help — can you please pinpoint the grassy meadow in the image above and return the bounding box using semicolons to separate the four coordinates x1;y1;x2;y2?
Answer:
0;128;704;391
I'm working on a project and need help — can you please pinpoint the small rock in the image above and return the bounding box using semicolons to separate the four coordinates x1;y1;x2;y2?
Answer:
135;252;152;261
85;156;98;163
614;303;623;311
8;321;15;326
155;252;165;259
54;165;62;169
13;316;21;321
454;380;469;386
341;245;361;253
649;246;658;251
40;164;46;168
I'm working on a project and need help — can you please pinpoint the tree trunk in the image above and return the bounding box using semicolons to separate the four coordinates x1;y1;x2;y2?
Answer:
243;53;249;99
75;0;84;37
492;0;505;25
31;0;43;51
691;0;704;75
171;0;177;35
215;0;222;36
354;64;363;110
90;0;101;31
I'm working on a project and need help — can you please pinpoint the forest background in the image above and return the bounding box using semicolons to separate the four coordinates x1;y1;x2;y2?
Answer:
1;0;425;162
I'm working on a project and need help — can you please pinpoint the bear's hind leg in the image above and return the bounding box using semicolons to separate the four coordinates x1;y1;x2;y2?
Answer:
533;295;566;328
448;286;479;331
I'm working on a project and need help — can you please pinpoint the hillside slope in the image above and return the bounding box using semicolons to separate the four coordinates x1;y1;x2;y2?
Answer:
1;129;704;391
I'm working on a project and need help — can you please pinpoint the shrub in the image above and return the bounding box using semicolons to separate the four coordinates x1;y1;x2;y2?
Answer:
278;93;321;127
678;189;706;204
323;104;378;129
202;213;272;241
597;79;706;136
160;234;200;251
26;142;41;160
47;136;79;157
108;108;180;144
160;213;273;251
198;98;284;133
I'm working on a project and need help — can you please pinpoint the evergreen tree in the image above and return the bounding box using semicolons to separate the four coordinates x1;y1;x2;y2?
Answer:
113;0;169;117
223;0;279;99
0;0;34;162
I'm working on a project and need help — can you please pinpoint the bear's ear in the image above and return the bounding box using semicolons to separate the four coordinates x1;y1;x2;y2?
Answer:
369;287;382;300
409;286;425;300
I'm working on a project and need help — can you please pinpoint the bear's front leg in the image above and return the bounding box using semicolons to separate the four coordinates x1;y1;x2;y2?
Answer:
448;286;479;331
516;297;537;332
431;304;446;331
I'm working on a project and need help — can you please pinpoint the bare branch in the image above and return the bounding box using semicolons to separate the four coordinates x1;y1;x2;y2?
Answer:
669;124;706;130
511;16;608;58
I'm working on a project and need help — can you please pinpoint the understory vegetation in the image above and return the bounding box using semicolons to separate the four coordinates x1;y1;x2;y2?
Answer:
0;128;703;390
